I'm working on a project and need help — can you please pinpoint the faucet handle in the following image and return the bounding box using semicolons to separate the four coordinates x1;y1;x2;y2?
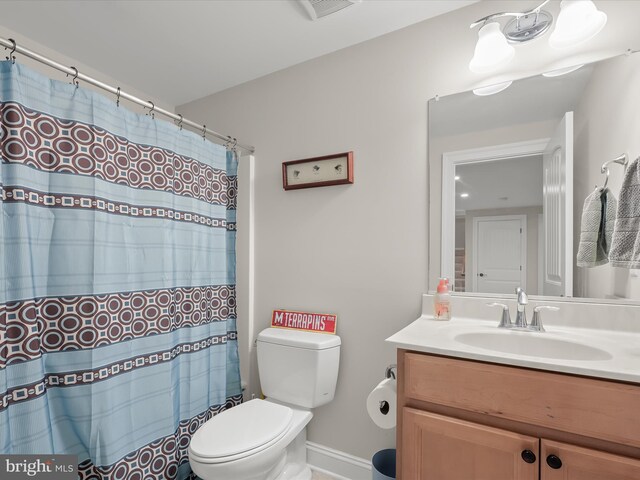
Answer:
487;302;512;328
530;306;559;332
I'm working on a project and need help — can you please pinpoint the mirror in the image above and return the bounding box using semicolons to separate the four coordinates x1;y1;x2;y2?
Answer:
429;52;640;301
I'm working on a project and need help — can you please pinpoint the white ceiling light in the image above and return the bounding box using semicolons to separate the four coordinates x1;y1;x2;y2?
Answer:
548;0;607;49
473;81;513;96
468;0;607;73
469;22;515;73
460;193;470;198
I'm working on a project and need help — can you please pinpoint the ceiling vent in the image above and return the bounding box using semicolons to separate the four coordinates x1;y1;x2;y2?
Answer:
300;0;362;21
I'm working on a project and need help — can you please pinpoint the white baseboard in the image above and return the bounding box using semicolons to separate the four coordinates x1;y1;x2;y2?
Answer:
306;441;372;480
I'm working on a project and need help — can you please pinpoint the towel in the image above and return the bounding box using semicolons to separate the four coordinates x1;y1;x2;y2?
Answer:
577;187;617;267
610;157;640;268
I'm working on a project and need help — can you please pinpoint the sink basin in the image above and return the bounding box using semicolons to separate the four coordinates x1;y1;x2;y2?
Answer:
454;331;612;361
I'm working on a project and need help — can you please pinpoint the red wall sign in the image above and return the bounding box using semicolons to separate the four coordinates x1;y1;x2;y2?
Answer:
271;309;337;335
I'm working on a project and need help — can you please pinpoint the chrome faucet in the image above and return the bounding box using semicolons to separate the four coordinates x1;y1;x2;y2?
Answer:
514;287;528;328
488;288;559;332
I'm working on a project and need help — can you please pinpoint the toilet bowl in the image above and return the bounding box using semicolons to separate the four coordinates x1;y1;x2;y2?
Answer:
189;328;341;480
189;398;313;480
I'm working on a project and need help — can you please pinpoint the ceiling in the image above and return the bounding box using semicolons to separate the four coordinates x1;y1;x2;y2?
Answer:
0;0;476;107
456;156;544;212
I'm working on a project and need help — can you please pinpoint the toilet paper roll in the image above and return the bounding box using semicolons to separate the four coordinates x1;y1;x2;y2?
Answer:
366;378;397;429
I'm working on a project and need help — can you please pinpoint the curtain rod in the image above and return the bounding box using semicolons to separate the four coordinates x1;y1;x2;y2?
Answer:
0;37;255;154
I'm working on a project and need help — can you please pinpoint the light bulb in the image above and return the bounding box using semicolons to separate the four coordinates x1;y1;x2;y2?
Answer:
469;22;515;73
549;0;607;49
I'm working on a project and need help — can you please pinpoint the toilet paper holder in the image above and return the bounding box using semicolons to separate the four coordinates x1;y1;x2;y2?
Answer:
379;364;397;415
385;364;397;380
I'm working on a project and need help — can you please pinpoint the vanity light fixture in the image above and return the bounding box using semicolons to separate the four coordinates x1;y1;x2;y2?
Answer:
454;175;461;181
460;193;470;198
469;0;607;73
468;22;515;73
549;0;607;49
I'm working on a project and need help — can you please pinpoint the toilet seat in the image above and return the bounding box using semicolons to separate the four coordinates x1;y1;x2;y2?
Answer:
189;399;294;464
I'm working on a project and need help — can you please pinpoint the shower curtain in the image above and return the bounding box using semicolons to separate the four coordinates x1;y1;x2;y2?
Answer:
0;61;242;479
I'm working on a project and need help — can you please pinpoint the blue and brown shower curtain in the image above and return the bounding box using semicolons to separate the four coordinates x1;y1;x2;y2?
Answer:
0;61;241;479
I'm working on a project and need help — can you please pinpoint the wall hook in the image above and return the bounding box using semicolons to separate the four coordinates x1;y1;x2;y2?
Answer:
5;38;16;64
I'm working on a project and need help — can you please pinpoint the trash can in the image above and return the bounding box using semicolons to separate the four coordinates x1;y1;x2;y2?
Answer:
372;448;396;480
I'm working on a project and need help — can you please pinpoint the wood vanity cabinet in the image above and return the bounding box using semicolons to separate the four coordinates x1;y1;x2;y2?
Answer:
397;350;640;480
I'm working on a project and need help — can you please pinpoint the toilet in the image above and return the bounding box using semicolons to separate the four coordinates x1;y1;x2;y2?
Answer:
188;328;341;480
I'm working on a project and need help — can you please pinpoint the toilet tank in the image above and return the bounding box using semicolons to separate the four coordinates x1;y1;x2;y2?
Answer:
257;328;341;409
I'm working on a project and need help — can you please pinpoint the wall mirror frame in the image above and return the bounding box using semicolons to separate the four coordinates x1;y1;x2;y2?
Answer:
428;50;640;305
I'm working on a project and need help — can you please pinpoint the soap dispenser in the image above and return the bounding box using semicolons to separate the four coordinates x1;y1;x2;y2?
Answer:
434;278;451;321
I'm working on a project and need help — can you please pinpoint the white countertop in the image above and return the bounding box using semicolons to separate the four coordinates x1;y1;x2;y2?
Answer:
386;315;640;384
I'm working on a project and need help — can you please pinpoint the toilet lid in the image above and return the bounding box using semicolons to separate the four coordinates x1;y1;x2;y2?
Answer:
189;399;293;460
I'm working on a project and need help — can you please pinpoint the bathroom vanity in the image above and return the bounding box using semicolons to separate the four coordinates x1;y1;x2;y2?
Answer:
406;41;640;480
387;296;640;480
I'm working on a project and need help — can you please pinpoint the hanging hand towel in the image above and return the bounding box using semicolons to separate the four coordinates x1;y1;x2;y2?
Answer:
577;187;617;267
610;156;640;267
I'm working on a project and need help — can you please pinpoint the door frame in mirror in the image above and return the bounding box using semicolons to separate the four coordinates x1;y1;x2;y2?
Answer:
441;138;550;291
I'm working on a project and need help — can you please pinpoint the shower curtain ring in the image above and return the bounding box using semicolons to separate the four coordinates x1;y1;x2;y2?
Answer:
232;138;237;150
6;38;16;64
116;87;121;107
224;135;232;149
147;101;155;119
202;125;207;140
177;114;183;130
68;66;79;88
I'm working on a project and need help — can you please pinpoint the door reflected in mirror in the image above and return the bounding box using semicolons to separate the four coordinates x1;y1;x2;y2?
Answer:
429;52;640;301
455;156;542;295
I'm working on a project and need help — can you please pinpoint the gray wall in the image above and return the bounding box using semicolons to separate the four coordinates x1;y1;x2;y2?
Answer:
178;1;640;460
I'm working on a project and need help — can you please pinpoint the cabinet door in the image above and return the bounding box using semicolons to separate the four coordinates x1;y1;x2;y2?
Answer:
402;408;538;480
542;440;640;480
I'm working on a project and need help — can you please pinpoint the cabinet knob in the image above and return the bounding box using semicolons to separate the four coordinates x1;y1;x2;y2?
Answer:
521;450;536;464
546;454;563;469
